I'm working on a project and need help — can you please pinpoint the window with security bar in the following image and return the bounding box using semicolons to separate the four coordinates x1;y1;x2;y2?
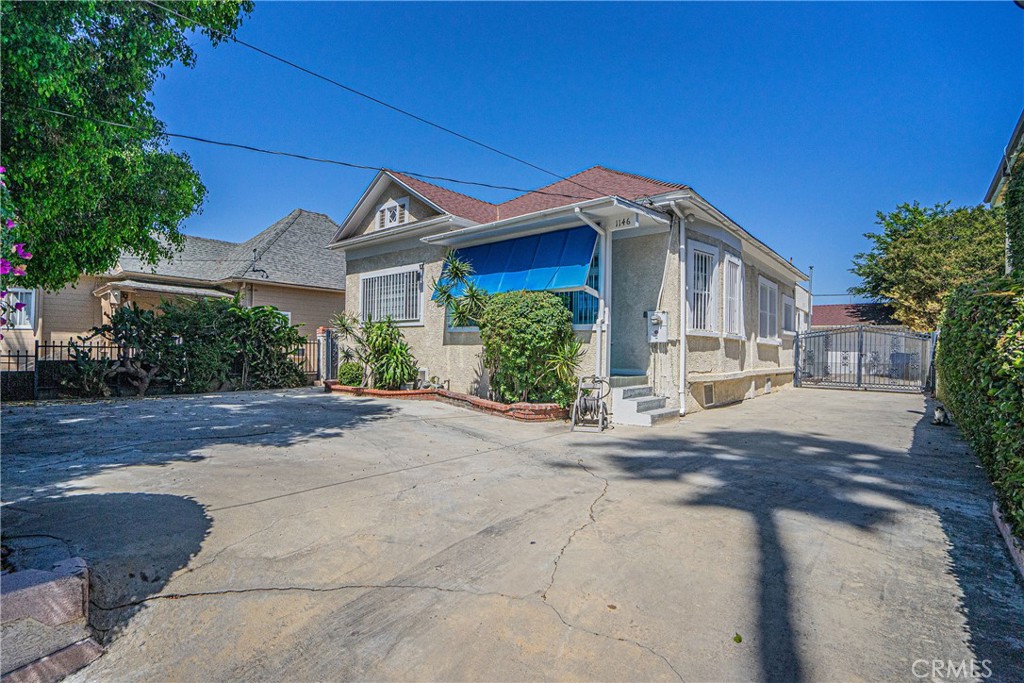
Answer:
724;256;742;336
688;243;718;332
360;265;423;324
758;276;779;340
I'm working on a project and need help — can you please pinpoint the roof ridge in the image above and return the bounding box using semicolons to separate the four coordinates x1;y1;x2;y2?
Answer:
387;170;498;208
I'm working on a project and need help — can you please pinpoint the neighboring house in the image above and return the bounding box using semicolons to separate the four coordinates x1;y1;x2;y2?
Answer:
811;303;899;329
985;108;1024;273
5;209;346;351
328;165;809;422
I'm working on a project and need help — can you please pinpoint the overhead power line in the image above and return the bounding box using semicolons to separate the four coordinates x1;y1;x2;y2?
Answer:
30;106;591;201
142;0;608;198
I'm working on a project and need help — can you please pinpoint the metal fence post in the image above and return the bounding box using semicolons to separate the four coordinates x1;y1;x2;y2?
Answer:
794;332;801;387
855;325;865;389
32;340;39;400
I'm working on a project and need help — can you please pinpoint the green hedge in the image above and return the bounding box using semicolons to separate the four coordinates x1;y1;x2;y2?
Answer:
1006;155;1024;273
937;275;1024;539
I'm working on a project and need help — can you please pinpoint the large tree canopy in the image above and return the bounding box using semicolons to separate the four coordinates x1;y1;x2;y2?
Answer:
0;0;252;290
850;202;1005;331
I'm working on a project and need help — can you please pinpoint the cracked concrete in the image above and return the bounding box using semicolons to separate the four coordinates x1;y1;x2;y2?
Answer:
2;387;1022;681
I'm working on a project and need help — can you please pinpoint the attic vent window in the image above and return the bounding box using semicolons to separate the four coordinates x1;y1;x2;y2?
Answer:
378;197;409;230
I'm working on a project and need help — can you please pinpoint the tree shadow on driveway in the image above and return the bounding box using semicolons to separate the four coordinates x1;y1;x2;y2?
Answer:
2;492;211;642
1;389;396;502
580;410;1024;682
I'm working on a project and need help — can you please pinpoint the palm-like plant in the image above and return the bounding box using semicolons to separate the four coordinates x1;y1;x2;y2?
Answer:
432;251;487;327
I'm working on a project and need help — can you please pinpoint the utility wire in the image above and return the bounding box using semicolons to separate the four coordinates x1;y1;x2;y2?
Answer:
30;106;591;201
142;0;609;198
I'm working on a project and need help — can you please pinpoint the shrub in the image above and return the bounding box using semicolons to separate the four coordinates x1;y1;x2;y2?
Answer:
477;290;578;406
68;295;306;396
337;361;363;387
937;274;1024;539
331;314;418;390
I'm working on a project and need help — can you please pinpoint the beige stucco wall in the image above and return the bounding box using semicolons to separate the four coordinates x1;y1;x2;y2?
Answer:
340;215;803;414
249;283;344;338
357;184;441;238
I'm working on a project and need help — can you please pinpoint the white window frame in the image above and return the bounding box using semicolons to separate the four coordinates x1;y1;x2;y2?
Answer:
687;240;719;335
359;263;424;326
7;288;36;330
757;276;779;343
279;311;292;324
378;197;410;230
782;294;796;335
723;254;744;338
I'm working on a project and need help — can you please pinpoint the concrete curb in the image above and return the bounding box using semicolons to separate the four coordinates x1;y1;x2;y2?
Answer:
992;501;1024;583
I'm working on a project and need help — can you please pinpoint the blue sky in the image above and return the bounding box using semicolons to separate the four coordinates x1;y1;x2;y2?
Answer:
151;1;1023;299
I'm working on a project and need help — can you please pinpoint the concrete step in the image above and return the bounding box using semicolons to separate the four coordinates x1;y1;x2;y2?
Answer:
611;384;677;427
619;385;654;400
632;395;667;412
609;374;648;389
645;406;680;426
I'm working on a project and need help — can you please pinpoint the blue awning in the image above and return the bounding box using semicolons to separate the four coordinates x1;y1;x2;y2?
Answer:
436;225;598;298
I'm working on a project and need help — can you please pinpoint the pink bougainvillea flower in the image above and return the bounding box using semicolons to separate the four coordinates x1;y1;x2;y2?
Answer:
0;166;6;173
12;265;26;276
1;317;6;326
14;301;25;312
13;244;31;260
5;220;14;229
0;290;6;298
0;258;11;275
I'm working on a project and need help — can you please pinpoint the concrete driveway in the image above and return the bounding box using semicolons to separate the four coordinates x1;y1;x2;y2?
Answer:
2;388;1022;682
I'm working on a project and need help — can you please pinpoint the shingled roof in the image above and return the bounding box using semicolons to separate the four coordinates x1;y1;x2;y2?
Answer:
812;303;898;327
386;165;688;224
115;209;346;291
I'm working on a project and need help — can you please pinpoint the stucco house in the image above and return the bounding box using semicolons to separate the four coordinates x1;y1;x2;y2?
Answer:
329;166;810;425
5;209;346;352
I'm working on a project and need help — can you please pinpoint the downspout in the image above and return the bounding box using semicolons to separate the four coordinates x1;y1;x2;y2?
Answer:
575;207;608;378
670;200;689;415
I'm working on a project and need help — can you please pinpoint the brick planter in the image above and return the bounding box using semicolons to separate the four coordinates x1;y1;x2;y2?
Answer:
324;381;568;422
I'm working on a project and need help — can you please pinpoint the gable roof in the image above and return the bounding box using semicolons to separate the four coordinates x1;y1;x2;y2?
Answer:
379;165;688;225
115;209;346;291
812;303;898;327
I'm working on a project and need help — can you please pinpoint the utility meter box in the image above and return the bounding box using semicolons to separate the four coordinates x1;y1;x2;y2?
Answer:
647;310;669;343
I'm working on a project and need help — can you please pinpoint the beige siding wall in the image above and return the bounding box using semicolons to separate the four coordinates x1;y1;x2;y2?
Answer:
4;277;105;352
249;283;345;338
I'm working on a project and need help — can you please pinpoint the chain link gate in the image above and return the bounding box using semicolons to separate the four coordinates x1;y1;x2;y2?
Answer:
795;325;935;392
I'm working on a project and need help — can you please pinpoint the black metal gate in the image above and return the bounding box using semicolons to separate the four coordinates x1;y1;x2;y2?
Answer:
795;325;935;392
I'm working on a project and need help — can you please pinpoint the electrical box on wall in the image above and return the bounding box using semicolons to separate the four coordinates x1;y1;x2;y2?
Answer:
646;310;669;343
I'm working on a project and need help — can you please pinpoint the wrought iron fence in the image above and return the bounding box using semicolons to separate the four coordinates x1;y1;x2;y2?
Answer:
795;325;935;392
2;336;324;400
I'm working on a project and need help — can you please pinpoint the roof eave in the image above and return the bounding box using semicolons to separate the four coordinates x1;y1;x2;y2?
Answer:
422;196;670;247
985;108;1024;204
328;215;473;250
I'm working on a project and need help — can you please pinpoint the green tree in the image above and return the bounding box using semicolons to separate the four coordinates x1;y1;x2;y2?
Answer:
0;0;252;290
850;202;1005;331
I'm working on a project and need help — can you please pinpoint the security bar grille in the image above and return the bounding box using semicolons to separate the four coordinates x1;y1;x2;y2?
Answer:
725;259;741;335
692;250;714;331
361;268;422;323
